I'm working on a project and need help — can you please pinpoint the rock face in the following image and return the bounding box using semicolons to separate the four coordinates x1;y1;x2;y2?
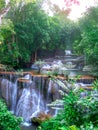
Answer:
31;112;52;124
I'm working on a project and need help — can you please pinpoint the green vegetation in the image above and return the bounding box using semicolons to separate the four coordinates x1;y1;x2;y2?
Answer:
0;0;5;11
0;0;98;71
74;6;98;73
0;0;98;129
0;99;23;130
38;79;98;130
0;0;80;68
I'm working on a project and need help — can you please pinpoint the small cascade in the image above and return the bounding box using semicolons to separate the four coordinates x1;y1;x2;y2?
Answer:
16;76;46;121
46;79;61;115
1;77;18;113
11;80;18;113
45;80;53;114
65;50;72;55
16;86;45;121
48;79;60;101
31;50;85;76
1;79;12;107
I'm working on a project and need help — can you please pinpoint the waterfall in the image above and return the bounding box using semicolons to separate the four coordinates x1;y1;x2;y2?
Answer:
0;72;95;123
1;79;11;106
0;74;64;121
46;79;61;115
11;80;18;113
15;77;46;121
1;77;18;114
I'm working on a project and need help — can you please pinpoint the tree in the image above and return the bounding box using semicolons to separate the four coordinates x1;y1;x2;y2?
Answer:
0;0;5;11
6;0;51;64
0;0;81;68
0;99;22;130
74;6;98;71
0;19;20;66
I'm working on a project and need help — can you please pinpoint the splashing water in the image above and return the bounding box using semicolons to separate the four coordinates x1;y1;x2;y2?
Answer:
1;78;18;113
16;81;45;121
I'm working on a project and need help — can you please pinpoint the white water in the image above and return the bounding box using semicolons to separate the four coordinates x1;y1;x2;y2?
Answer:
0;58;94;123
16;80;45;121
11;80;18;113
65;50;72;55
1;78;17;113
1;79;11;104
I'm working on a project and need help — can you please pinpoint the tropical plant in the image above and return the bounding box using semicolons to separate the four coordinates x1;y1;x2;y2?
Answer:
0;99;23;130
38;78;98;130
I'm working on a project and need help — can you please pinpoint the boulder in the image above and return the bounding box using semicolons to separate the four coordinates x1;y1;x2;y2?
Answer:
31;112;52;124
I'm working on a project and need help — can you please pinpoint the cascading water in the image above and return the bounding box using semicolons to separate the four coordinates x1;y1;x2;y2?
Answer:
1;78;12;106
1;50;94;121
16;80;46;121
0;74;60;123
0;50;96;130
1;77;18;113
11;80;18;113
17;88;40;121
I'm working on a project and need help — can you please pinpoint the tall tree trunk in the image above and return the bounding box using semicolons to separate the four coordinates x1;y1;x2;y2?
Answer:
34;51;37;62
31;51;37;63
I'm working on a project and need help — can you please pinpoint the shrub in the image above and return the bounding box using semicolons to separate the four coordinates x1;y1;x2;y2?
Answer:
38;79;98;130
0;100;23;130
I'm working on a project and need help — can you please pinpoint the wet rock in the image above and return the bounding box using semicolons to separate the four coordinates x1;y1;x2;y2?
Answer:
83;65;93;71
31;64;40;74
31;112;52;124
48;80;60;101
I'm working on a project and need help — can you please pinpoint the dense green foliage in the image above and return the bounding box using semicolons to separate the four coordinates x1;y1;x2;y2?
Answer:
0;0;79;68
0;19;20;66
74;6;98;72
0;0;5;11
0;99;23;130
38;80;98;130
